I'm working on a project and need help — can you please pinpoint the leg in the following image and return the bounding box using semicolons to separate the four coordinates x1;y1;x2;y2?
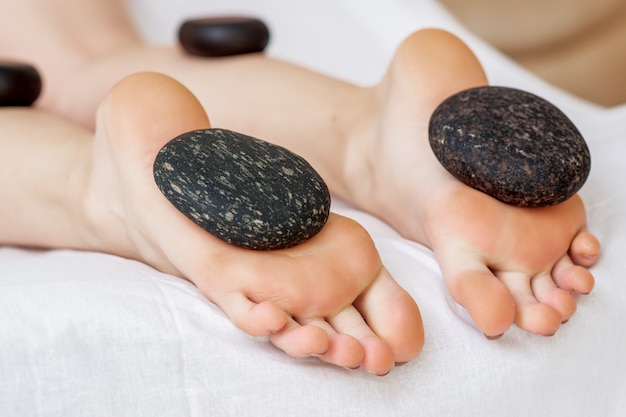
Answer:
0;72;423;375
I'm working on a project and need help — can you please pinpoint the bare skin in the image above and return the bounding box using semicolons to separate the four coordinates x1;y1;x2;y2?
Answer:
0;0;600;344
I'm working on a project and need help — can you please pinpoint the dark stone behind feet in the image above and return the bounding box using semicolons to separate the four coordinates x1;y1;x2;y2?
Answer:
0;62;42;106
178;16;270;57
153;128;331;250
428;86;591;207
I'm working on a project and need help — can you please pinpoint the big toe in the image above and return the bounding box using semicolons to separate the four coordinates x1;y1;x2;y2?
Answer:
355;267;425;363
447;269;517;338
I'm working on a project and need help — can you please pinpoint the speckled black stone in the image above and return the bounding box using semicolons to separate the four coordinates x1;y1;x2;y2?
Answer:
428;86;590;207
153;128;331;250
0;62;42;106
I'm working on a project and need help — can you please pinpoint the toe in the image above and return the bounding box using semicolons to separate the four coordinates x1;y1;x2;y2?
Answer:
353;267;424;364
321;333;364;370
326;305;395;375
212;292;288;337
446;267;516;338
499;271;562;336
360;335;396;376
301;316;364;369
552;255;595;295
531;272;577;323
569;231;601;267
269;318;330;357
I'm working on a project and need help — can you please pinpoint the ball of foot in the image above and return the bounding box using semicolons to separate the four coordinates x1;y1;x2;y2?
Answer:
153;128;331;250
428;86;591;207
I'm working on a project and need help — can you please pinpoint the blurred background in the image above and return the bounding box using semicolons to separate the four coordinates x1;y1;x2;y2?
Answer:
127;0;625;108
441;0;626;107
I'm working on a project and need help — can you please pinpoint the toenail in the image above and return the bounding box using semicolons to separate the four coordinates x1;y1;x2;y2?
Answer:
366;369;391;377
541;332;556;337
345;365;360;371
561;319;569;325
484;333;504;340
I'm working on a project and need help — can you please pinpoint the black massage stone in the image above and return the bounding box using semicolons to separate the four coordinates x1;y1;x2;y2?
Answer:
0;62;42;106
428;86;590;207
178;16;270;57
154;128;331;250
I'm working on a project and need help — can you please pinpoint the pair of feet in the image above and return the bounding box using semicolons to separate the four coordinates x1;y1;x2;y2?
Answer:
46;30;601;375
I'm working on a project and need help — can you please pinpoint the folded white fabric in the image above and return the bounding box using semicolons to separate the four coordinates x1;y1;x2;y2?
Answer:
2;1;625;416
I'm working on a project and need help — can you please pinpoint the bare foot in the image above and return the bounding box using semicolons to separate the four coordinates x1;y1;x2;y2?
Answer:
344;29;601;338
0;3;600;340
85;71;424;374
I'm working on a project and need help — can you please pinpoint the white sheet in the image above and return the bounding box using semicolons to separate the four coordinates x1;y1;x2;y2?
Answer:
2;1;625;416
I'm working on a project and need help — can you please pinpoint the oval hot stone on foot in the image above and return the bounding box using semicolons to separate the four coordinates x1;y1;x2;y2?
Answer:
428;86;591;207
153;128;331;250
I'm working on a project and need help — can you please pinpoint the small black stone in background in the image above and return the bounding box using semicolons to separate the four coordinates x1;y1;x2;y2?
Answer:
178;16;270;57
154;128;331;250
428;86;591;207
0;62;42;106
